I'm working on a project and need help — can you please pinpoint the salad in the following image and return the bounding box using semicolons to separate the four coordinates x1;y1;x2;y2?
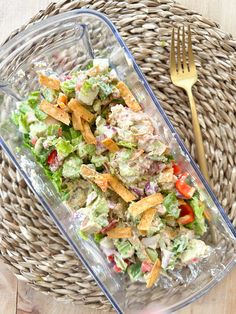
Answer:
12;58;211;288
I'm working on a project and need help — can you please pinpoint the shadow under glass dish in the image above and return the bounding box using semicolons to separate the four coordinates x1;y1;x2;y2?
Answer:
0;10;235;314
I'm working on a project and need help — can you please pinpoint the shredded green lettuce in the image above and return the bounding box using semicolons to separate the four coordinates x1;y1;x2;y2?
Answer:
62;154;83;179
127;263;142;281
117;141;137;149
91;155;108;168
94;233;105;243
163;193;180;218
187;197;207;236
55;138;75;160
114;240;134;259
60;78;76;97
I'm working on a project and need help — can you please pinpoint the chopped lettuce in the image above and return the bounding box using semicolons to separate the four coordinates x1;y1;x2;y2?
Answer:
42;88;58;103
44;167;68;199
187;197;207;236
146;248;158;263
29;122;48;138
91;155;108;168
114;254;128;271
98;81;113;100
114;240;134;259
94;233;105;243
78;229;89;240
46;124;61;136
77;77;99;106
55;138;75;160
127;263;142;281
163;193;180;218
79;190;109;235
18;114;29;133
60;78;76;97
62;154;83;179
117;141;137;149
172;235;189;254
77;142;96;159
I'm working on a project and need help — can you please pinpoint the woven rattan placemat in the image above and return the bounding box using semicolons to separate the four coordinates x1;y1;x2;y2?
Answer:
0;0;235;311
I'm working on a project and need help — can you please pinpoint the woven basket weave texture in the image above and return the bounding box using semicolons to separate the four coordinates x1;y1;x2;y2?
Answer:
0;0;235;311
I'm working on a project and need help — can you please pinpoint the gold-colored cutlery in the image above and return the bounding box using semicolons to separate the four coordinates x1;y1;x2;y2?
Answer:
170;26;210;184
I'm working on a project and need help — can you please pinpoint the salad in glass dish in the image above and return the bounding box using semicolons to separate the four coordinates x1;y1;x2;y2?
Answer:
12;58;211;288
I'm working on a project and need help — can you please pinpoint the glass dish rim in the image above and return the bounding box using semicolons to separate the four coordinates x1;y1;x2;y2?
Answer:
0;8;235;313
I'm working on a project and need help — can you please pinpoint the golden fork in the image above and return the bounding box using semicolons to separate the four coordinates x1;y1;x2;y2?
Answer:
170;26;210;183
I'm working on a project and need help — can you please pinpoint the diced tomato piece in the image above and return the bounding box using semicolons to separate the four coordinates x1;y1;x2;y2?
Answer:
175;172;195;199
177;203;195;225
100;220;118;234
58;127;63;137
47;150;58;165
113;264;122;273
31;138;37;146
107;255;115;263
141;261;153;273
173;164;181;175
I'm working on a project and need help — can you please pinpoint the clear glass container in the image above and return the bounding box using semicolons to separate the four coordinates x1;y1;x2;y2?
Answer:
0;9;235;313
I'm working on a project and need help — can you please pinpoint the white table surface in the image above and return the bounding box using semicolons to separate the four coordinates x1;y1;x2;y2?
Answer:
0;1;236;313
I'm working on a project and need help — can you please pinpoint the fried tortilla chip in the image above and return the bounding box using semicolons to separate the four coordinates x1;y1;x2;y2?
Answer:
94;175;109;192
80;165;97;178
80;166;135;201
101;138;119;152
57;93;68;105
138;208;156;231
146;258;161;288
40;100;70;125
81;119;97;145
116;81;142;112
80;165;108;191
107;227;132;239
128;193;163;217
139;230;147;236
72;112;83;131
68;98;94;123
105;174;136;203
38;74;61;90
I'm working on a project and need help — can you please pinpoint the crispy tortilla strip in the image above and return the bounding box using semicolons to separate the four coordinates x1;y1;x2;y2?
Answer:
138;208;156;231
81;120;97;145
94;175;109;192
102;138;119;152
40;100;70;125
80;165;97;178
105;174;136;203
146;258;161;288
72;113;83;131
80;165;108;191
107;227;132;239
139;230;147;236
68;98;94;123
57;93;68;105
79;166;135;201
38;74;61;90
116;81;142;112
128;193;163;217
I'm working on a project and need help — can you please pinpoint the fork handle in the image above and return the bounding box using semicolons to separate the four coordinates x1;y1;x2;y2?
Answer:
186;88;210;183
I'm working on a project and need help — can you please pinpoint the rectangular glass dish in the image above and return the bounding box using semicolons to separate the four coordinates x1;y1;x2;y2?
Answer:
0;9;235;313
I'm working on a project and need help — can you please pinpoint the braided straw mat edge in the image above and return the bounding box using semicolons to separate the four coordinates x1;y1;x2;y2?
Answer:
0;0;235;311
